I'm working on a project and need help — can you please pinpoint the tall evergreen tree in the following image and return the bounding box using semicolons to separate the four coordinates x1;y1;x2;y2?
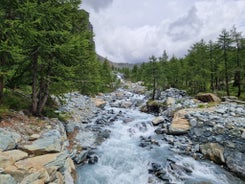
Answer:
217;29;233;96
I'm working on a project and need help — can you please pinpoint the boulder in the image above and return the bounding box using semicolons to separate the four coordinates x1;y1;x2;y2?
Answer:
224;149;245;178
3;150;28;162
91;98;106;108
141;100;167;114
0;174;17;184
121;101;132;108
241;130;245;139
168;109;190;135
0;152;15;168
166;97;175;105
64;158;76;184
195;93;221;103
0;128;21;151
22;131;62;155
15;153;61;171
152;116;165;126
20;169;49;184
200;143;225;164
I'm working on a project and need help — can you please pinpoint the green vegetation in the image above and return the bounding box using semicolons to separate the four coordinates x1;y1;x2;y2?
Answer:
0;1;115;116
122;27;245;100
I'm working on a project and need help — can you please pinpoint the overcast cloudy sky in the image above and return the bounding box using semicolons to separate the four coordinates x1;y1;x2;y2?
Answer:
81;0;245;63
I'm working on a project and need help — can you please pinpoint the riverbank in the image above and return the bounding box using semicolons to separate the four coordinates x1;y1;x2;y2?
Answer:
0;81;244;183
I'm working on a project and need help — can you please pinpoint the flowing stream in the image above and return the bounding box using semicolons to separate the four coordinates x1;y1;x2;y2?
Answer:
76;90;244;184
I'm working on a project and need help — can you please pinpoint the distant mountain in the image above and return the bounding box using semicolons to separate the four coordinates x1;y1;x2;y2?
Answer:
97;54;141;69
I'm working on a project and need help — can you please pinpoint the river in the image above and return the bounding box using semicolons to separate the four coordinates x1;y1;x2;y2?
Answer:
76;89;244;184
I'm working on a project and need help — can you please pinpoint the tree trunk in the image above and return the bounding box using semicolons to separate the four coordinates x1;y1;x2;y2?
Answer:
0;56;6;104
224;51;230;96
31;50;39;115
0;75;3;104
37;63;51;115
152;77;156;100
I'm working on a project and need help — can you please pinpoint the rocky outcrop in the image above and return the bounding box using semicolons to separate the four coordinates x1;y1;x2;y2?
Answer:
22;130;63;155
0;129;21;151
0;114;77;184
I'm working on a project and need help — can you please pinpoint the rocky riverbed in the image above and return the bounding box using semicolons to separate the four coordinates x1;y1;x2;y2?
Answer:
0;81;244;184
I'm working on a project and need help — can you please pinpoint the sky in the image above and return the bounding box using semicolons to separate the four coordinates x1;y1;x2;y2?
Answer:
81;0;245;63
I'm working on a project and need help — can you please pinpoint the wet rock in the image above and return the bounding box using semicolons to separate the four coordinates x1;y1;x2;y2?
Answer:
200;143;225;164
121;101;133;108
195;93;221;103
152;116;165;126
74;150;88;164
155;128;164;134
88;155;98;164
241;130;245;139
184;178;214;184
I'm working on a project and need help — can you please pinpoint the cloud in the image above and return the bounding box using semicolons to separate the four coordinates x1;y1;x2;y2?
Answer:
168;7;203;41
82;0;113;12
82;0;245;63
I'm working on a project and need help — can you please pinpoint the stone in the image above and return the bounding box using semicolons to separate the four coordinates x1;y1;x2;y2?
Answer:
0;174;17;184
196;93;221;103
91;98;106;108
241;130;245;139
224;149;245;178
0;152;14;168
20;169;49;184
200;143;225;164
121;101;133;108
168;109;190;135
166;97;175;105
15;153;61;171
3;150;28;162
0;128;21;151
152;116;165;126
64;158;76;184
22;134;62;155
29;134;41;141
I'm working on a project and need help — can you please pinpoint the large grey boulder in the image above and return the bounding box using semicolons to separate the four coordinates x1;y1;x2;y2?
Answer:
0;128;21;151
224;149;245;178
22;130;62;155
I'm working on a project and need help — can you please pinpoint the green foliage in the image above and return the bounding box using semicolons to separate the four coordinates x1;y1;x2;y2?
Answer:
0;0;115;115
124;26;244;99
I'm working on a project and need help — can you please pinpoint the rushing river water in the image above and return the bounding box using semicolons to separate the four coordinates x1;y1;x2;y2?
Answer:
77;90;244;184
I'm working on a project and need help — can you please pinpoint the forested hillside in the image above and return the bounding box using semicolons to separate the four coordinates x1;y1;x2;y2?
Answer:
122;27;245;100
0;1;115;116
